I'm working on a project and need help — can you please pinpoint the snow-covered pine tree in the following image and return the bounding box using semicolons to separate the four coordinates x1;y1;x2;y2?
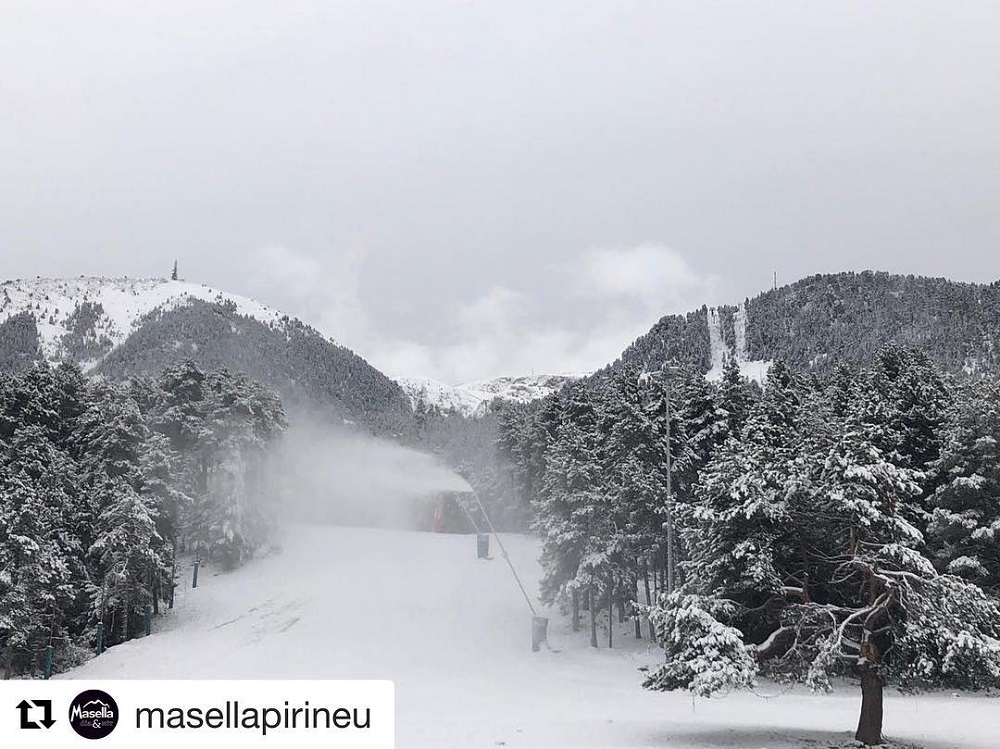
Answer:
74;383;169;643
139;431;187;610
147;361;213;553
497;390;565;516
535;382;608;644
868;348;950;477
0;363;61;441
673;365;721;497
829;362;855;418
681;360;802;610
598;366;676;638
0;425;77;674
925;376;1000;591
198;369;286;568
714;354;754;442
0;358;287;676
88;474;162;644
642;592;757;697
646;357;1000;746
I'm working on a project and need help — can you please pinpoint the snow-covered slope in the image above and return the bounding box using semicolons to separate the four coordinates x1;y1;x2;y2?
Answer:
705;301;772;383
0;277;288;369
395;376;488;416
65;524;1000;749
397;373;584;417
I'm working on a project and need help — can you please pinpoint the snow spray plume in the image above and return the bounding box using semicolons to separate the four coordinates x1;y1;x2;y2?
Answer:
271;420;472;530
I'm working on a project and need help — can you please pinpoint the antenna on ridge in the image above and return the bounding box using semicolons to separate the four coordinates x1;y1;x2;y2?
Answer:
171;261;179;281
773;270;777;290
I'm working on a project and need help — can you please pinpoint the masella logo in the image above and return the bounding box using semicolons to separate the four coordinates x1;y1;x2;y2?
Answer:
68;690;119;740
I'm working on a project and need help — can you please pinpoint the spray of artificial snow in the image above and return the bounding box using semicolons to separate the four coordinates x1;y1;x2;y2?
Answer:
271;421;472;530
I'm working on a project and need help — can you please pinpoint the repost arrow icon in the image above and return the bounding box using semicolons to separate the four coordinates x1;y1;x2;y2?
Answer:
16;699;55;730
39;700;55;729
17;700;40;730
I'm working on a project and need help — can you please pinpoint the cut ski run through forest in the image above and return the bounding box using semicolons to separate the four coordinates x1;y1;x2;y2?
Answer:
64;524;999;749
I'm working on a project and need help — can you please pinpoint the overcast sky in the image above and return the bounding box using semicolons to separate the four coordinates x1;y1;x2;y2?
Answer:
2;1;999;383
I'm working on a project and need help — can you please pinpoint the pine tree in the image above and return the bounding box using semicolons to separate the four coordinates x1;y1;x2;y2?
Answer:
598;367;674;638
73;383;168;642
646;354;1000;746
868;348;950;475
89;475;162;644
714;355;753;441
197;369;286;567
673;365;722;500
535;383;608;643
925;377;1000;591
0;426;77;673
683;360;802;609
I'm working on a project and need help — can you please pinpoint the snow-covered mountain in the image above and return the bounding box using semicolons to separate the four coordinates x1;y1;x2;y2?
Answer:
0;276;287;370
614;272;1000;379
397;373;585;417
0;276;412;432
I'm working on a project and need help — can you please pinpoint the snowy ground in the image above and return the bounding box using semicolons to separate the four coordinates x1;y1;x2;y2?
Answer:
65;525;999;748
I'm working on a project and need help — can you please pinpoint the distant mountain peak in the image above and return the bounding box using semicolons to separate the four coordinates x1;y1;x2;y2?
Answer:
397;372;586;417
0;276;291;370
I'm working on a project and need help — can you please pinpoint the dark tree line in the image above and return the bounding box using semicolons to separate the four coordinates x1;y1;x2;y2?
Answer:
498;349;1000;745
96;300;413;436
498;359;748;643
613;271;1000;377
0;360;285;676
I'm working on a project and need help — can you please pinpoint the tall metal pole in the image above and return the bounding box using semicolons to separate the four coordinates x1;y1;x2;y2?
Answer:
664;372;675;594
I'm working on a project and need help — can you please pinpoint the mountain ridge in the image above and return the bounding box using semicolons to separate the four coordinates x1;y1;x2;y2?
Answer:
609;270;1000;378
0;276;412;433
397;373;587;417
5;270;999;427
0;276;290;368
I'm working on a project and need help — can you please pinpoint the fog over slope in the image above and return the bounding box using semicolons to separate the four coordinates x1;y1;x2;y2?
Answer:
275;421;473;529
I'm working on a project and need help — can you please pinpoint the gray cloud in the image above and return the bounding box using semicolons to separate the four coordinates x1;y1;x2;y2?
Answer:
247;243;717;383
2;1;999;380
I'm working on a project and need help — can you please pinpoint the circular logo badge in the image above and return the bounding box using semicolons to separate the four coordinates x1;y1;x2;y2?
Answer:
68;689;119;740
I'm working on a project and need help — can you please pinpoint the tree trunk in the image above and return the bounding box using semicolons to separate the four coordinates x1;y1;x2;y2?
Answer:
643;560;654;640
662;544;670;593
855;666;884;746
589;584;598;648
571;589;580;633
607;581;614;649
633;593;642;639
169;542;177;609
152;570;160;616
